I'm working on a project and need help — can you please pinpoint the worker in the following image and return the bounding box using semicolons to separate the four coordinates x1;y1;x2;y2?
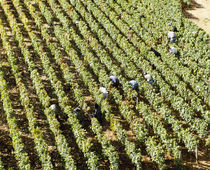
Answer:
192;31;197;37
50;104;63;121
129;80;139;91
99;87;108;98
75;20;79;25
144;73;154;85
50;104;58;114
168;30;176;43
74;107;83;120
169;46;178;55
110;75;119;87
91;103;102;124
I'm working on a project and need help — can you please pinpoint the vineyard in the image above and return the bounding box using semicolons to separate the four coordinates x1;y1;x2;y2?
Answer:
0;0;209;169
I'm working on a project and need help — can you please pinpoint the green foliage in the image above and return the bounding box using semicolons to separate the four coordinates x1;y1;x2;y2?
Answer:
0;0;208;169
0;65;30;169
0;158;4;170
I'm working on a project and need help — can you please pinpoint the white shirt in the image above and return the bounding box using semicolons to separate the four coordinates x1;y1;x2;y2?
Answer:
192;31;197;36
99;87;108;98
144;74;152;81
50;104;57;113
168;31;175;38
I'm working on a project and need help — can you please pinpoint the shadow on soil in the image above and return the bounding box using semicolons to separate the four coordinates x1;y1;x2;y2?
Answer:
181;0;203;19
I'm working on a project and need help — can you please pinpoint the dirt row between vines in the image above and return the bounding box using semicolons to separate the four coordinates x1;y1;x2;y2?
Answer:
184;0;210;35
0;0;209;169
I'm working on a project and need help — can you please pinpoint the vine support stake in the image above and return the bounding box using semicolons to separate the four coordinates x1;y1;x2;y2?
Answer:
195;144;198;163
179;150;182;160
136;96;138;106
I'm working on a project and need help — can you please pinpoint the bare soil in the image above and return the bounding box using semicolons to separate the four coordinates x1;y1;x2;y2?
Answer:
0;0;209;169
184;0;210;35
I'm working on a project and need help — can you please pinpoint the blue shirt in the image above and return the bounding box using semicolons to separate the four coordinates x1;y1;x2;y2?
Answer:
129;80;139;90
110;76;119;87
110;76;118;83
169;47;177;54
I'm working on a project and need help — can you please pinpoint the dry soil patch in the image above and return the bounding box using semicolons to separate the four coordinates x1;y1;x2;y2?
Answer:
185;0;210;34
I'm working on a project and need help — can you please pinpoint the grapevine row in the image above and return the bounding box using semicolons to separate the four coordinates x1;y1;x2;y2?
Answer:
23;1;120;168
121;0;209;80
63;0;199;152
87;0;208;126
126;0;209;68
57;0;182;162
42;0;183;167
0;16;53;169
104;0;208;119
10;0;106;168
38;0;166;167
0;64;30;169
55;22;144;168
75;0;208;137
1;1;78;168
